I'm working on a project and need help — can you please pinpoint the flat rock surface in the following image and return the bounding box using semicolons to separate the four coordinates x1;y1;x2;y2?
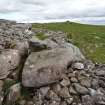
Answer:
22;48;84;87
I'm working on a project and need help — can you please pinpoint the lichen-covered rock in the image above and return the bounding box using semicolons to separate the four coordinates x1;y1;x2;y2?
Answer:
22;48;85;88
0;49;21;79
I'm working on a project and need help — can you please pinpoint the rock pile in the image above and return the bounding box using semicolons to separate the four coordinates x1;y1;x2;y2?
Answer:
0;19;105;105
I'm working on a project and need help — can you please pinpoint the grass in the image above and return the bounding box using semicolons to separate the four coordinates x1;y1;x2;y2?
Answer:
33;21;105;63
35;32;48;40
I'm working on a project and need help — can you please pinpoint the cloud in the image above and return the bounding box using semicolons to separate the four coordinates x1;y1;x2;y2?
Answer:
0;0;105;24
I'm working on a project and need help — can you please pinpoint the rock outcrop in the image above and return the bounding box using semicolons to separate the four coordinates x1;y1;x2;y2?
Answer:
0;19;105;105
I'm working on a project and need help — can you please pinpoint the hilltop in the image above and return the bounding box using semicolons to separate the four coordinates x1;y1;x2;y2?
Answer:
33;22;105;63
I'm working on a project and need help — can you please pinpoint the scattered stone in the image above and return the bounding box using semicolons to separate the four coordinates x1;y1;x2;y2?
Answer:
73;83;89;95
72;62;84;70
60;77;70;87
70;77;78;83
80;78;91;88
59;87;71;98
69;86;77;95
39;86;50;97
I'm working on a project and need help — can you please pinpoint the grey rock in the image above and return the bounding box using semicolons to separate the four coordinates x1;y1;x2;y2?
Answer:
80;79;91;88
0;49;21;79
60;76;70;87
72;62;84;70
69;86;77;95
46;90;60;102
95;70;105;76
70;77;78;83
22;48;85;87
52;84;61;95
14;41;29;56
91;78;99;89
39;86;50;97
44;39;59;49
82;95;94;105
59;87;71;98
73;83;89;95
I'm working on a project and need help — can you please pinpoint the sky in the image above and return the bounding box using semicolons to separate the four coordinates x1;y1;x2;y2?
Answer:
0;0;105;24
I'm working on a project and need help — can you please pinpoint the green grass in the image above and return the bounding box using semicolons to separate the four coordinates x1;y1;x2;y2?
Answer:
35;32;48;40
32;21;105;63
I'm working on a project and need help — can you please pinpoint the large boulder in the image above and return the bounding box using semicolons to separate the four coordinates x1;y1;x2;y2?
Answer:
22;47;85;88
0;49;21;79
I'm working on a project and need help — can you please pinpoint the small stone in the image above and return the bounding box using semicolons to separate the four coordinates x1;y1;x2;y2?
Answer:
60;101;67;105
73;83;89;95
80;79;91;88
82;95;94;105
91;79;99;89
46;90;60;102
88;88;97;96
39;86;50;97
70;77;78;83
69;86;77;95
65;97;73;104
68;72;76;78
60;77;70;87
59;87;71;98
72;62;84;70
52;84;61;95
95;70;105;76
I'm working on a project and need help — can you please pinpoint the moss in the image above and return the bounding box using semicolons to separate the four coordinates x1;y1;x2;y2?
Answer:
3;79;19;96
35;32;48;40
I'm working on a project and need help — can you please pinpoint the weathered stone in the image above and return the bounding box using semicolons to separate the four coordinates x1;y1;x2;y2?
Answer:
39;86;50;97
14;41;29;56
80;79;91;88
0;49;21;79
69;86;77;95
72;62;84;70
73;83;89;95
82;95;94;105
52;84;61;95
46;90;60;102
60;77;70;87
59;87;71;98
70;77;78;83
22;48;85;87
44;39;59;49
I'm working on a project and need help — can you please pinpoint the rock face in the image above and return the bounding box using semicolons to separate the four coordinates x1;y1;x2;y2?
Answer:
0;49;21;79
22;48;84;87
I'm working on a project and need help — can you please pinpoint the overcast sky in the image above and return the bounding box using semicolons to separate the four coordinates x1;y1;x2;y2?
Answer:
0;0;105;24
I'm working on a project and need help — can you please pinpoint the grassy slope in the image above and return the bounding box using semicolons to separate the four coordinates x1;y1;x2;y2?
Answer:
32;22;105;63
